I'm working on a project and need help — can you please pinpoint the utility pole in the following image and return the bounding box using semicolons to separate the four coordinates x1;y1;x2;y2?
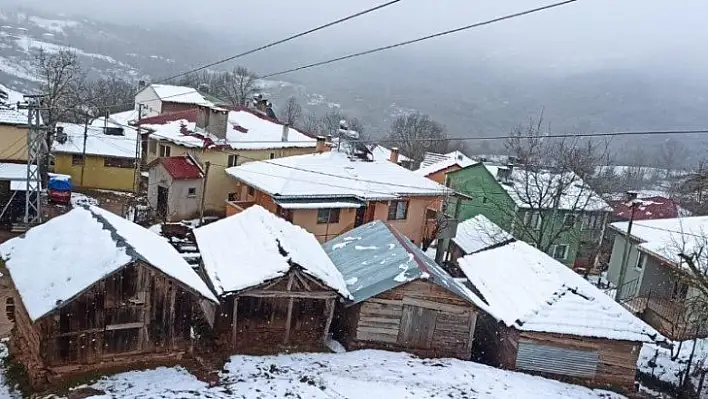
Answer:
615;191;640;302
132;104;144;195
198;161;211;226
80;116;89;187
19;96;46;229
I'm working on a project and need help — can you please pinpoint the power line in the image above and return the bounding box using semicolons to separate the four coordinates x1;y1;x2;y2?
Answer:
158;0;404;83
259;0;579;79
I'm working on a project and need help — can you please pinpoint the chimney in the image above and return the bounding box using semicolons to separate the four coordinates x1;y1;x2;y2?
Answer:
281;124;289;142
198;83;210;94
389;147;399;164
196;106;228;139
316;136;327;153
138;80;146;90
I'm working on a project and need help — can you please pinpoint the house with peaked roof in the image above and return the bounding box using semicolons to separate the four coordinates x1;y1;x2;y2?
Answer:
135;83;229;118
147;154;204;221
225;149;452;244
140;106;317;215
0;206;218;390
415;150;475;184
447;163;612;268
458;240;663;392
323;220;486;360
446;214;515;266
607;215;708;340
52;122;138;191
193;205;350;354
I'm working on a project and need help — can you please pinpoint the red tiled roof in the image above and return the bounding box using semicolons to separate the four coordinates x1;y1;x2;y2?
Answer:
149;155;203;180
137;109;199;125
611;196;679;221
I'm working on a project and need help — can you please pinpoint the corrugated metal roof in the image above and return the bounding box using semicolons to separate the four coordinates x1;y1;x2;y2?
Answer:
323;220;486;307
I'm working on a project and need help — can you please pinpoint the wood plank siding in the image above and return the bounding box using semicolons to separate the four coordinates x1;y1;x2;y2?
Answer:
9;261;214;390
338;280;477;360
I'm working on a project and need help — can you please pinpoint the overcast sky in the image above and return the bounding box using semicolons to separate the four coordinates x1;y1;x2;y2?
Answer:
7;0;708;74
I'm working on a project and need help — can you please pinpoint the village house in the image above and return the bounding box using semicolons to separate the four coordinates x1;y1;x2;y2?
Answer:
458;240;663;392
610;195;682;222
147;154;204;221
446;162;612;268
140;105;317;215
415;150;475;184
0;206;219;390
323;220;485;360
52;122;138;191
193;205;350;354
135;83;229;118
224;145;451;244
0;107;29;162
607;215;708;340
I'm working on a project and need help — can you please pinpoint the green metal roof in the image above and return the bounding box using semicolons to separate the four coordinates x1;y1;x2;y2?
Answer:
323;220;484;306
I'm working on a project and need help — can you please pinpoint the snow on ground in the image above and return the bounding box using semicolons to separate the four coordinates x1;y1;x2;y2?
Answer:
38;350;624;399
70;192;98;208
639;337;708;392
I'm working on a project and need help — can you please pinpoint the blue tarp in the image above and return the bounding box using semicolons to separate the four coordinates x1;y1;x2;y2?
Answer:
48;174;72;191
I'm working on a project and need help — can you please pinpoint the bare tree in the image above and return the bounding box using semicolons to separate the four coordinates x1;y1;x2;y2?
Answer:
319;109;344;138
303;112;321;135
33;49;84;128
220;66;258;106
281;96;302;127
660;139;686;179
387;112;448;165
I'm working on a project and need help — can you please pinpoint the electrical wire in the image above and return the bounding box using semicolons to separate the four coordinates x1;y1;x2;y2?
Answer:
159;0;404;83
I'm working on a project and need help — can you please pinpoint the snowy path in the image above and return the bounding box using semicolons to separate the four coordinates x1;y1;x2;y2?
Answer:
38;350;625;399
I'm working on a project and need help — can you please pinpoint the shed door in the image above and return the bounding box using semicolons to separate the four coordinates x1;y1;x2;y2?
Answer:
398;305;437;348
516;340;599;378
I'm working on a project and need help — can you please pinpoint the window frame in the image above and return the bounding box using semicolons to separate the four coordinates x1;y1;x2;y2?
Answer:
247;186;255;197
159;144;171;157
635;251;647;271
187;187;197;197
387;200;409;221
71;154;85;166
103;156;134;169
269;152;275;160
148;139;157;155
227;154;239;168
316;208;340;224
552;244;569;260
563;213;577;228
525;211;542;230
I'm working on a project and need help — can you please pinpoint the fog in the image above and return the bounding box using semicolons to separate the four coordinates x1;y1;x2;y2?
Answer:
7;0;708;74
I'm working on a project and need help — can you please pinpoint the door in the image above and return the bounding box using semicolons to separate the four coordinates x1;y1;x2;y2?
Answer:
354;206;366;227
398;305;437;348
157;185;169;219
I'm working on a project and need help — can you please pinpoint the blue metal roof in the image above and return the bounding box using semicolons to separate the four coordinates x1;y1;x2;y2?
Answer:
323;220;482;305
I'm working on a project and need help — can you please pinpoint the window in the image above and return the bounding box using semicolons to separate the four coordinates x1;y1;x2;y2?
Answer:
104;157;134;168
564;214;577;227
72;154;84;166
635;252;647;271
247;186;255;197
269;152;275;159
5;297;14;322
425;208;437;220
159;144;171;157
672;281;689;300
187;187;197;197
227;154;239;167
388;200;409;221
552;244;569;260
149;139;157;154
525;211;542;230
482;196;488;204
317;208;340;224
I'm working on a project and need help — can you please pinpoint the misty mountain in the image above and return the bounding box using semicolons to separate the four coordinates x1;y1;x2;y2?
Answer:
1;6;707;166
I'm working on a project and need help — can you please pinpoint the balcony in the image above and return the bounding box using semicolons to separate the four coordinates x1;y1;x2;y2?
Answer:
619;295;708;341
225;200;256;216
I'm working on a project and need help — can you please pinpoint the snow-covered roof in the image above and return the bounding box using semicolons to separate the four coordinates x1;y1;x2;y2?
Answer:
419;151;463;168
611;215;708;265
275;199;363;209
148;84;219;107
91;109;140;129
611;196;680;221
369;145;411;163
53;122;137;159
481;164;611;212
0;206;218;321
0;163;40;190
458;241;663;342
143;108;316;150
194;205;350;297
415;151;476;177
0;108;27;126
452;215;514;255
323;220;489;308
226;151;451;201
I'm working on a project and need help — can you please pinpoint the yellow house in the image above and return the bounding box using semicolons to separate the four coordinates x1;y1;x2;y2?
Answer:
52;122;138;192
0;109;29;162
139;106;317;215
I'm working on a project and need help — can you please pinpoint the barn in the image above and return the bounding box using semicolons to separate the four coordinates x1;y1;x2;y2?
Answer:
0;206;219;390
458;240;664;392
193;205;351;354
323;220;488;360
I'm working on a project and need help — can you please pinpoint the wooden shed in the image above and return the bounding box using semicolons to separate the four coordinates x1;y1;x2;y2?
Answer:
0;206;219;390
193;205;351;354
458;240;664;392
323;220;487;360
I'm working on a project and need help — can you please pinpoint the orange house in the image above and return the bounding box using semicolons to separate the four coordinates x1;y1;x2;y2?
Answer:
224;140;451;244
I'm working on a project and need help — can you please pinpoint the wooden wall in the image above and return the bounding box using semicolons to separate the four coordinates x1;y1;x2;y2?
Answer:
340;280;477;360
517;331;641;392
10;261;214;390
213;268;337;355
